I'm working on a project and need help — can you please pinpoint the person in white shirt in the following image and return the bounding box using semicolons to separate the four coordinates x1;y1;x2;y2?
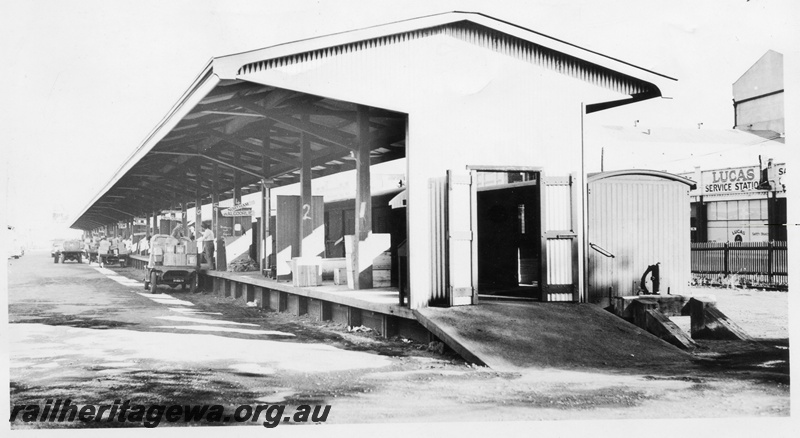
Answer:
97;237;111;267
199;223;215;268
139;235;150;255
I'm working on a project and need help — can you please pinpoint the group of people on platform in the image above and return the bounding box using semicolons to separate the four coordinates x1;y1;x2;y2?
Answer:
82;222;216;269
83;235;132;267
165;222;216;269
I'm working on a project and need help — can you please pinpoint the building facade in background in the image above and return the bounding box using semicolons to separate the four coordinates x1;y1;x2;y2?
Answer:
687;50;786;243
683;160;786;243
732;50;784;137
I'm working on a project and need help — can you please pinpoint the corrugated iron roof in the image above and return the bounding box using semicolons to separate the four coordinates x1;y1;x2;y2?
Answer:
71;11;675;231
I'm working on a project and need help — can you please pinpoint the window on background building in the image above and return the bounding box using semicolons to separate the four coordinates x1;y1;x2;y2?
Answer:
719;202;729;220
738;200;749;220
718;201;726;219
704;198;773;242
707;202;717;220
727;201;738;220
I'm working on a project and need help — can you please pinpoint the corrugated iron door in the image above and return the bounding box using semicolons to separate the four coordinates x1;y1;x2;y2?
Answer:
446;169;477;306
540;174;579;302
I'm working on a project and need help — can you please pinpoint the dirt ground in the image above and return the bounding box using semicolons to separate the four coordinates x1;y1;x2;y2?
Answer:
694;286;789;339
6;254;792;435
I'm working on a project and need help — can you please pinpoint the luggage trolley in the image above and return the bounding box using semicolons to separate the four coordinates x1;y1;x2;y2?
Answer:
144;234;200;293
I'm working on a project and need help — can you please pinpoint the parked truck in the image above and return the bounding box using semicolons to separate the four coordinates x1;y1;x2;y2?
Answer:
55;240;84;263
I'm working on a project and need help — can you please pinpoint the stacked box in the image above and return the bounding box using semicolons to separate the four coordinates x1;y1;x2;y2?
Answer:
176;245;186;254
186;241;198;254
333;268;348;285
373;252;392;270
186;254;198;265
165;245;176;254
372;251;392;288
175;253;187;265
152;246;164;264
164;253;177;266
63;241;82;252
291;257;322;287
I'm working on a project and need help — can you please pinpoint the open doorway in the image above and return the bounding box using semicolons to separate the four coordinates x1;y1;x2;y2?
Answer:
475;170;541;300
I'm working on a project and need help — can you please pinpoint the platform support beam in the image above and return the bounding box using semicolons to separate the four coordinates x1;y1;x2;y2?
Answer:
299;121;313;257
233;150;242;237
261;126;273;275
212;163;225;271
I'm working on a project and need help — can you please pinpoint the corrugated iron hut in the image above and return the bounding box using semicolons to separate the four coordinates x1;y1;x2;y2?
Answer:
587;170;696;306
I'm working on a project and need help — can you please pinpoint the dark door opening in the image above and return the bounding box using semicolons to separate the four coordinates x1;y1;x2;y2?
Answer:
475;170;541;299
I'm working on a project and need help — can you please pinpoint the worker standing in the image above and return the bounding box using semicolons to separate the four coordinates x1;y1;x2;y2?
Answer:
199;223;215;269
97;237;111;268
171;223;184;239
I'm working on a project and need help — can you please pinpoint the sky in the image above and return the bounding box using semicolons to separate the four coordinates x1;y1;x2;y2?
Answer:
1;0;797;243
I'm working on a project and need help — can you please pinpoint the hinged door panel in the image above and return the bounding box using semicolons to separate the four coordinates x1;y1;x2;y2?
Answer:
540;175;579;302
447;169;476;306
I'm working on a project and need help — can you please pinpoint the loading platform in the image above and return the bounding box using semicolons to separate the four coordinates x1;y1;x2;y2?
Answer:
129;254;427;342
415;301;691;371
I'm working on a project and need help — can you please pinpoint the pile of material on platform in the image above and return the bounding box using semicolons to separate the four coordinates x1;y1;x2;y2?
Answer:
229;258;259;272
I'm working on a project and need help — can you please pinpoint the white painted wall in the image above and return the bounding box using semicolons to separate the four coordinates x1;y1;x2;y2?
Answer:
240;33;630;308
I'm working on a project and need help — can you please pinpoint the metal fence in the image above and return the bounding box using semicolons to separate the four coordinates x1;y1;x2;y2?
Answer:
691;241;788;289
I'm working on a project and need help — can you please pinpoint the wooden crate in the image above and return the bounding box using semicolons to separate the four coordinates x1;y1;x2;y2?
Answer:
292;257;322;287
175;253;187;265
373;252;391;270
334;267;348;285
163;253;177;266
373;269;391;288
372;251;392;287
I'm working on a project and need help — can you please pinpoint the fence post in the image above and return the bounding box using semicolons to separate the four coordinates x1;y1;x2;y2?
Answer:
767;241;774;285
723;243;729;277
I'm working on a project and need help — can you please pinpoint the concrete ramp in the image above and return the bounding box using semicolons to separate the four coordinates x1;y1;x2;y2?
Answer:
414;301;691;371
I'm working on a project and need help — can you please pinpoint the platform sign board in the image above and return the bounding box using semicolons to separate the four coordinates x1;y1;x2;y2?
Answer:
221;200;254;217
160;210;181;220
221;208;254;217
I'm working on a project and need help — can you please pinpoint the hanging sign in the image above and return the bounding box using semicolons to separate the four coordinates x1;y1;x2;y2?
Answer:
159;210;182;220
221;208;253;217
221;200;254;217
